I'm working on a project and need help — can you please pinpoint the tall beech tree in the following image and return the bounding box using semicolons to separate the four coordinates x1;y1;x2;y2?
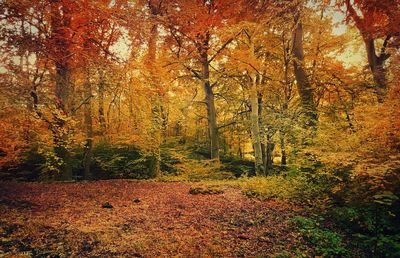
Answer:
80;2;121;179
49;0;121;180
44;0;76;180
163;0;248;160
292;10;318;128
145;0;165;177
228;26;266;175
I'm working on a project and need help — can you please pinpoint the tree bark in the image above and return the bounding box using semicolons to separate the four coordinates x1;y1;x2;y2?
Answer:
98;69;107;134
53;63;73;181
264;134;275;175
364;38;388;102
249;74;264;175
50;0;73;180
292;14;318;128
280;133;287;166
280;33;290;167
200;49;220;160
150;105;161;178
160;104;168;142
345;0;390;103
147;15;161;177
83;69;93;180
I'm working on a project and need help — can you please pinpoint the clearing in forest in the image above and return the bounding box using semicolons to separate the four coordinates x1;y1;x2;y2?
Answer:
0;180;306;257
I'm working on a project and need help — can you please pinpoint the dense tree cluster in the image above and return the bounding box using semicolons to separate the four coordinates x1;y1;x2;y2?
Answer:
1;0;398;179
1;0;399;256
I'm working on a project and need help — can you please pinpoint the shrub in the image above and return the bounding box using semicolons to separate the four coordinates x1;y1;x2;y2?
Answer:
290;216;347;257
220;155;254;177
160;151;180;174
8;146;82;181
91;143;152;179
240;172;333;206
330;191;400;257
241;175;291;200
189;185;224;195
10;143;160;180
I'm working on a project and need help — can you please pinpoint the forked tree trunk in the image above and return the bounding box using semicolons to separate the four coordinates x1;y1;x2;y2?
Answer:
249;74;264;175
345;0;390;103
263;134;275;175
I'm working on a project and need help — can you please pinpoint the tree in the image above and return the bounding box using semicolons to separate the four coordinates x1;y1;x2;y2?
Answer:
145;0;165;177
343;0;400;102
0;0;123;180
224;25;265;174
163;0;248;160
292;10;318;128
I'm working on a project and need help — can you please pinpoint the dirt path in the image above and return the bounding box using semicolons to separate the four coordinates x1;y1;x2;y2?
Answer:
0;181;304;257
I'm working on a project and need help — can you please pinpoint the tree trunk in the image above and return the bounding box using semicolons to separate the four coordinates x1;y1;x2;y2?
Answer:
54;63;73;181
201;50;219;160
149;151;161;178
263;133;275;175
364;38;388;103
160;104;168;142
280;33;290;167
150;105;161;178
345;0;389;103
249;74;264;175
266;142;275;168
83;69;93;180
258;91;266;173
292;14;318;128
147;21;161;177
280;133;287;166
50;0;73;181
98;69;106;134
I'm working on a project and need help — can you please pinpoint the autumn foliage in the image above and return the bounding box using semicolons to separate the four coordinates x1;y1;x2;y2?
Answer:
0;0;399;256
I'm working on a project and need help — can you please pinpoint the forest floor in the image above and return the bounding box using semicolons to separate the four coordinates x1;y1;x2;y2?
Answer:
0;180;309;257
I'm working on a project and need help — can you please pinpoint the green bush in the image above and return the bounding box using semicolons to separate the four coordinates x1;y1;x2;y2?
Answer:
91;143;152;179
185;141;210;160
160;150;180;174
7;146;46;181
220;155;254;177
11;143;160;180
12;146;82;181
330;192;400;257
290;216;347;257
353;233;400;257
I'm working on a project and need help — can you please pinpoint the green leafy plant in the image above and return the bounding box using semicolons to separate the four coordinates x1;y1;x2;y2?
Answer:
290;216;347;257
